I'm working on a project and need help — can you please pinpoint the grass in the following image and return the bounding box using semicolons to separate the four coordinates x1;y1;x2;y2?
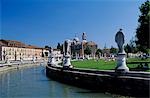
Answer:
71;58;150;71
126;58;150;62
72;59;116;70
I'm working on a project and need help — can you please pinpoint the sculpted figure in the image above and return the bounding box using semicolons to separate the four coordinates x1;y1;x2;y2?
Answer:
115;29;125;53
64;41;68;55
49;47;52;54
82;32;86;40
64;40;71;55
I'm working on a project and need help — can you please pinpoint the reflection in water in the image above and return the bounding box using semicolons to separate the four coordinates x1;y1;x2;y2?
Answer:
0;66;113;98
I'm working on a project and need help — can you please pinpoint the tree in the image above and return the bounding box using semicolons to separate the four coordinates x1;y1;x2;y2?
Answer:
124;44;132;57
57;43;61;49
57;43;63;54
124;39;138;55
84;47;91;55
129;39;138;53
135;0;150;53
96;48;102;58
110;46;117;54
96;48;102;55
124;44;131;53
45;45;50;49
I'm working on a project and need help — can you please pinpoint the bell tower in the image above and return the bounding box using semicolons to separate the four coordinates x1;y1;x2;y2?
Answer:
82;32;87;43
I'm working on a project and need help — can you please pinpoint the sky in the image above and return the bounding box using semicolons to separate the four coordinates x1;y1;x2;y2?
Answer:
1;0;144;48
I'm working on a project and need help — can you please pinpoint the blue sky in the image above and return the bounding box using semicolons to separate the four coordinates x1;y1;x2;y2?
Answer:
1;0;144;48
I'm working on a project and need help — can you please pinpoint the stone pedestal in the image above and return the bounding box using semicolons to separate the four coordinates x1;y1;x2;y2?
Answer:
63;55;73;68
116;52;129;73
50;57;55;65
32;57;36;63
48;54;56;66
6;60;10;65
20;59;23;64
75;53;78;60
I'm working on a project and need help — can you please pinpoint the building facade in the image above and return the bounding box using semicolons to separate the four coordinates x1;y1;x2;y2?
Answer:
67;33;98;59
0;39;47;61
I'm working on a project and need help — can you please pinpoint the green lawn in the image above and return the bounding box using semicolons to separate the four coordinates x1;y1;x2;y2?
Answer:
71;58;150;71
126;58;150;62
72;59;116;70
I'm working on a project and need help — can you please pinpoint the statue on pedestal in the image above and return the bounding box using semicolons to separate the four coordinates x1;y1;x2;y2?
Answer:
48;48;56;66
82;32;86;40
82;32;87;43
115;29;129;73
63;40;72;68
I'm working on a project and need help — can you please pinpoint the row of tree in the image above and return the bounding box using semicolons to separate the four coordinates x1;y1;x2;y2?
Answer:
134;0;150;53
123;0;149;54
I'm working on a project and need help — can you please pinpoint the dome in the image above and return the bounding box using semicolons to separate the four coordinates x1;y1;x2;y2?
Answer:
74;37;80;42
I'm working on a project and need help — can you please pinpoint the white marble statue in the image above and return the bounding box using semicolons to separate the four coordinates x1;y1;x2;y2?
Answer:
115;29;125;53
115;29;129;72
48;47;53;54
48;48;56;66
63;39;72;67
64;40;71;55
82;32;86;40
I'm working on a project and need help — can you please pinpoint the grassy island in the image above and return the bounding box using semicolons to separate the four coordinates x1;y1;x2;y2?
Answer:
71;58;150;71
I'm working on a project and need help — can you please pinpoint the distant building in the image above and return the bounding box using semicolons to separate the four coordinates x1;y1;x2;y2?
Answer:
0;39;48;61
102;48;110;57
65;33;98;59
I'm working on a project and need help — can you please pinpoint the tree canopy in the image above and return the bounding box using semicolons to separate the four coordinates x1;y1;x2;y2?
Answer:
135;0;150;53
56;43;63;53
110;46;117;54
84;47;91;55
96;48;102;55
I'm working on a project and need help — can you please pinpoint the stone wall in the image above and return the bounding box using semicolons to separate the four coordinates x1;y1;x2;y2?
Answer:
46;66;150;98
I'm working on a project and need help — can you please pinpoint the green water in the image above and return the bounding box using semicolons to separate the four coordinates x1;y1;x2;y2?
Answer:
0;65;114;98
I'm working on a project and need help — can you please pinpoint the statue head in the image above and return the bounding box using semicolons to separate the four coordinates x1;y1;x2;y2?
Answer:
119;28;122;32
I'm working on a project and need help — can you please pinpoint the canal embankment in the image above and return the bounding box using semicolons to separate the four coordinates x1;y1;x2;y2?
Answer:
46;65;150;98
0;61;47;73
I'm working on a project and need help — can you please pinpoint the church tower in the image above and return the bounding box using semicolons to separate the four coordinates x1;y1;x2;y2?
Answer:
82;32;87;43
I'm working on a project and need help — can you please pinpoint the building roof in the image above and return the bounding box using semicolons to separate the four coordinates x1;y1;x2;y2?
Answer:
0;39;41;49
73;37;80;42
84;41;97;46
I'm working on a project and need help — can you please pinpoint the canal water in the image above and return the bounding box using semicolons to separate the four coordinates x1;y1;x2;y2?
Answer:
0;65;114;98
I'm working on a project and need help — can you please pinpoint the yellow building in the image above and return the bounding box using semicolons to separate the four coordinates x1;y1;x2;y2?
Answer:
0;39;47;61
